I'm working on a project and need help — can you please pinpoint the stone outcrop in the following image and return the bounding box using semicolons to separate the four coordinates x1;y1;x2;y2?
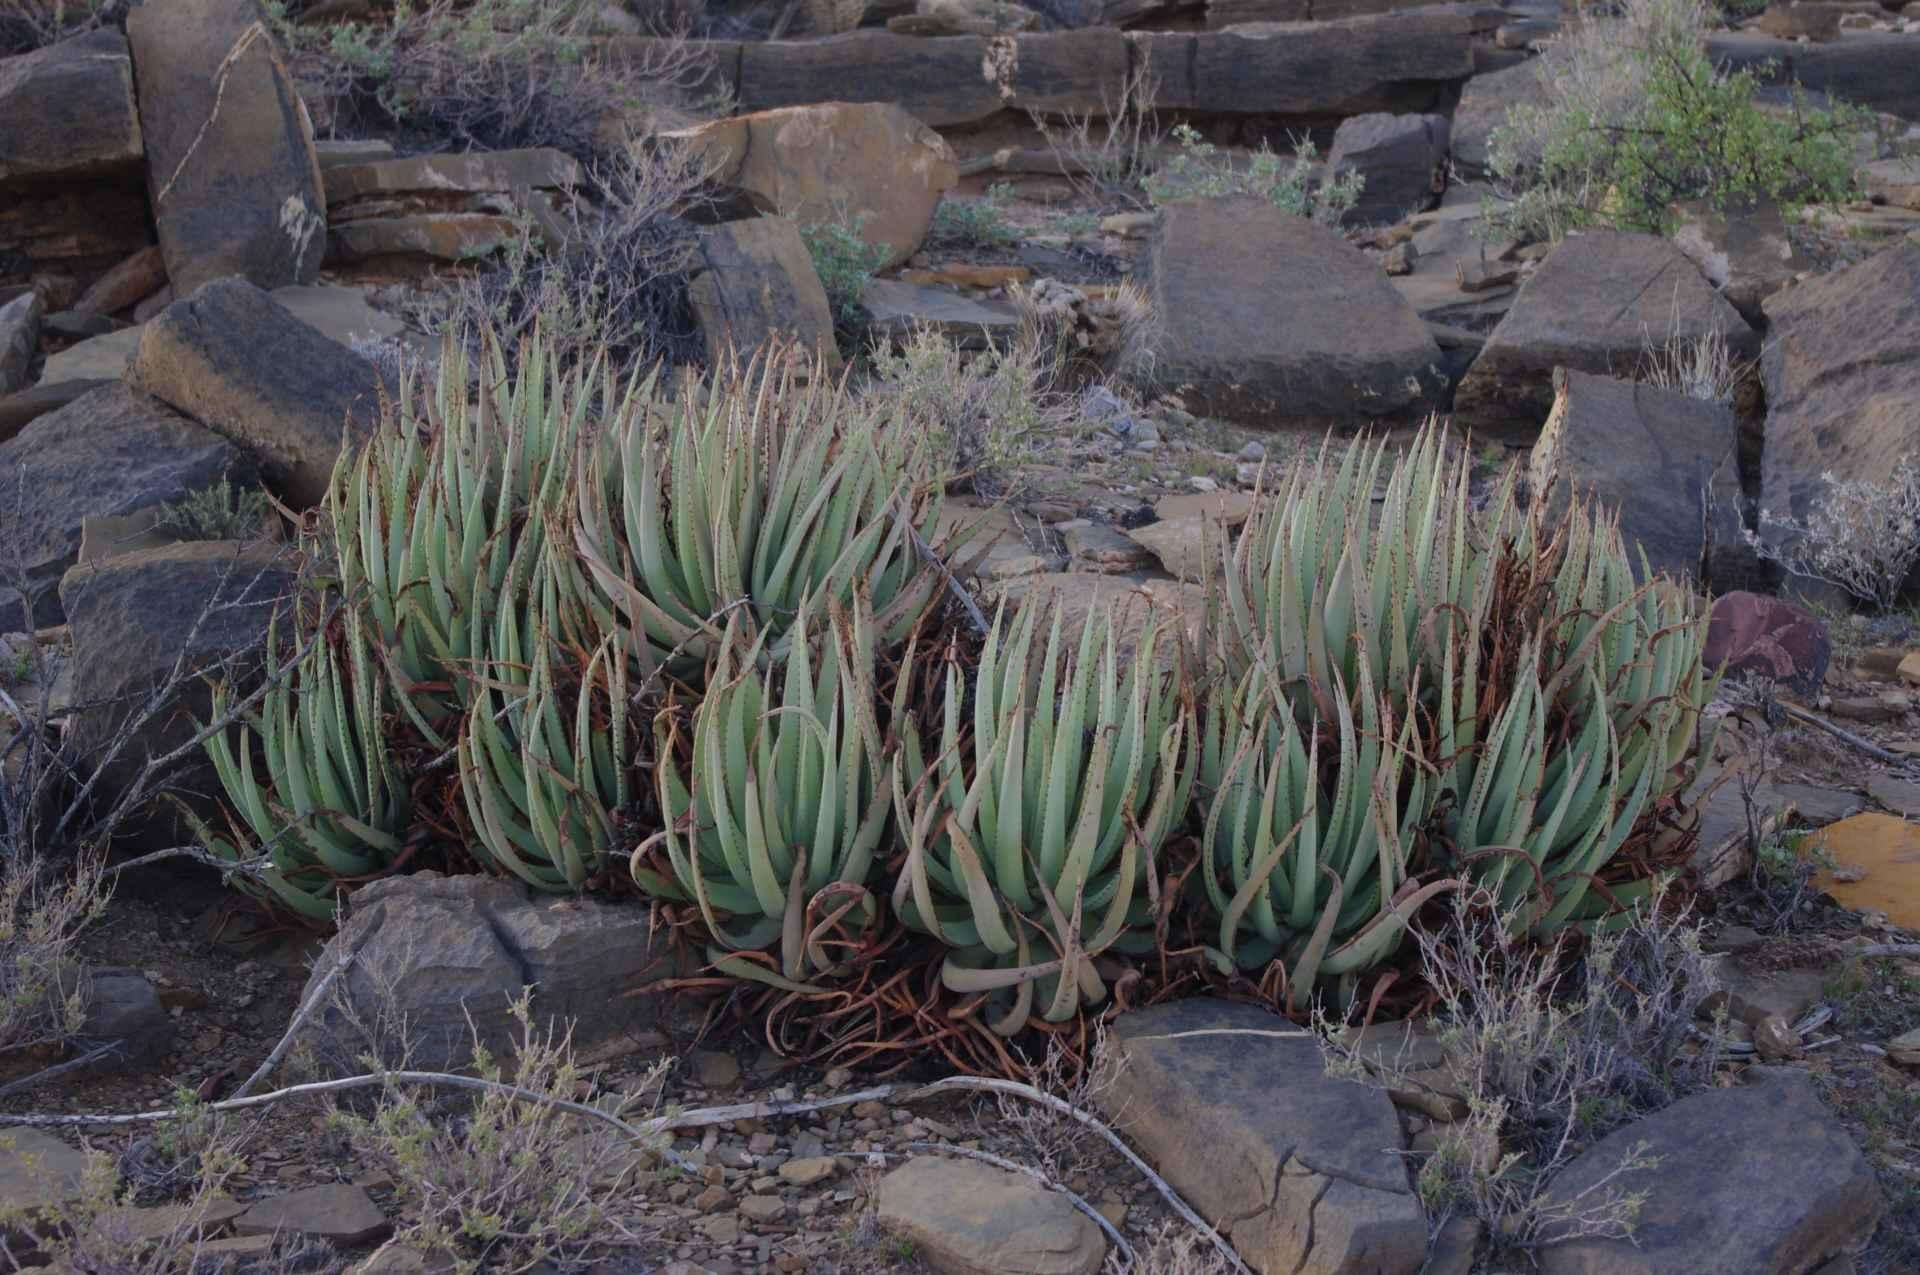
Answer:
1325;111;1450;226
876;1157;1108;1275
687;216;840;367
321;148;580;269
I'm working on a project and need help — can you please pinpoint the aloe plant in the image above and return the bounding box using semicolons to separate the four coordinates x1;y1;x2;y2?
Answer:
632;595;902;989
892;599;1197;1032
574;349;946;671
196;599;407;921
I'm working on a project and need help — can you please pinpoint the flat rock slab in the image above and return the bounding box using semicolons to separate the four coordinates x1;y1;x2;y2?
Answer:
1536;1070;1882;1274
688;215;839;367
1707;31;1920;120
1811;813;1920;930
1527;368;1753;587
127;0;325;296
0;384;241;629
128;279;388;507
235;1184;390;1245
1454;229;1757;439
0;1128;89;1215
321;147;580;205
0;29;143;184
1099;998;1426;1275
876;1156;1106;1275
864;278;1021;350
1759;241;1920;541
1147;196;1444;427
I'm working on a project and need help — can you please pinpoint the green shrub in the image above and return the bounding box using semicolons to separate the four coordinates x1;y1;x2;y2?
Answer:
154;479;270;542
1486;0;1860;239
928;182;1019;251
1145;124;1364;225
800;213;892;330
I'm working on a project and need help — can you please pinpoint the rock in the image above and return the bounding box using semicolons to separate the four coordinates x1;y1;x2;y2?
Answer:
862;279;1021;350
1147;197;1443;427
73;246;168;319
1753;1012;1802;1060
1061;520;1153;572
1126;517;1221;582
666;103;957;269
1528;369;1754;588
59;540;293;846
693;1050;743;1089
325;215;522;268
320;147;579;207
876;1156;1107;1275
1775;782;1866;825
1382;241;1415;275
0;290;41;395
126;0;325;296
739;1195;787;1224
75;968;175;1068
347;1241;444;1275
1672;201;1805;327
1535;1070;1882;1275
313;138;396;169
1325;113;1450;227
1100;999;1426;1275
0;385;242;630
1753;0;1846;38
1450;59;1547;179
0;377;110;445
687;216;839;367
986;573;1206;667
779;1156;838;1186
1703;591;1830;698
1810;813;1920;929
0;30;143;184
234;1184;391;1246
1759;242;1920;557
0;1127;89;1216
1901;650;1920;687
1889;1027;1920;1065
1862;156;1920;210
1455;231;1757;439
899;264;1032;289
1866;771;1920;816
893;0;1044;34
296;873;670;1074
128;279;387;507
1706;31;1920;120
42;310;119;341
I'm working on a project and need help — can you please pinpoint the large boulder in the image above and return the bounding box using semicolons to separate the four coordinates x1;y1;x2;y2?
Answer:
1529;369;1756;589
1325;112;1450;227
1706;31;1920;120
687;216;839;367
295;873;672;1074
128;279;388;507
0;384;242;630
876;1156;1107;1275
1448;58;1545;179
0;290;40;394
58;540;294;847
1099;998;1427;1275
1536;1070;1882;1274
1758;242;1920;547
126;0;326;297
1453;230;1757;439
0;29;143;184
1146;196;1444;427
666;102;957;269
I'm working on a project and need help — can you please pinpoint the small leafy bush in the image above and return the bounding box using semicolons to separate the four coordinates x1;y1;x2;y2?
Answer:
1487;0;1859;239
928;182;1019;251
801;212;892;330
154;479;270;542
1145;123;1363;225
0;852;105;1057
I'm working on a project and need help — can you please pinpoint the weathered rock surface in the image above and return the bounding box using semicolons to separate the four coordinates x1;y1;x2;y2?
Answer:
1100;998;1426;1275
73;246;168;319
0;377;110;444
297;873;670;1074
1703;591;1831;698
0;1127;89;1216
1325;112;1449;226
687;216;839;367
235;1184;391;1245
0;384;241;629
667;102;957;268
320;147;580;206
863;278;1021;349
75;967;176;1068
1759;242;1920;549
1454;230;1757;438
0;290;41;394
326;214;522;267
321;148;579;269
1536;1070;1882;1274
59;540;293;846
875;1156;1106;1275
1707;31;1920;119
1672;201;1806;327
129;280;387;507
127;0;326;296
1529;369;1754;587
0;30;143;183
1147;197;1444;426
1446;57;1545;178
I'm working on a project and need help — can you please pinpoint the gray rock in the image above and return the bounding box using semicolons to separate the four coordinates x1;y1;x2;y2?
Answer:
235;1184;390;1245
1454;230;1757;439
1450;59;1546;179
1527;369;1755;589
76;967;175;1069
0;1127;89;1217
127;0;326;296
320;147;580;207
1100;998;1426;1275
1759;242;1920;565
1326;112;1450;227
876;1155;1107;1275
688;216;839;368
58;540;293;847
1774;782;1866;826
297;873;672;1075
129;279;387;508
1706;31;1920;121
0;377;111;445
1146;196;1444;427
74;245;169;320
0;30;143;185
0;385;242;630
0;290;41;395
1672;200;1806;328
863;279;1021;350
1536;1070;1883;1275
